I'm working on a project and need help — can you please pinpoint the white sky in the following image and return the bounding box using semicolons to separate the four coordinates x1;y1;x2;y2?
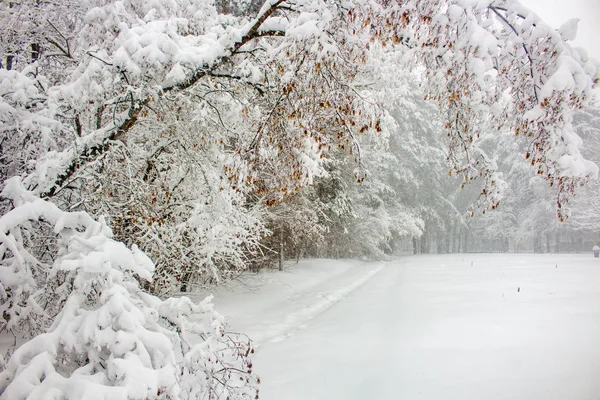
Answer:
521;0;600;61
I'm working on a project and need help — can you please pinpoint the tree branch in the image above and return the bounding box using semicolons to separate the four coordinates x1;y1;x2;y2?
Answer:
489;6;539;102
40;0;289;198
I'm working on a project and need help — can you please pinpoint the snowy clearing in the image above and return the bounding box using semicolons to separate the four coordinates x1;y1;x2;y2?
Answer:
196;254;600;400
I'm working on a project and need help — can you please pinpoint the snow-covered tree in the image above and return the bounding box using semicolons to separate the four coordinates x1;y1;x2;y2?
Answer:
2;0;597;211
0;178;258;399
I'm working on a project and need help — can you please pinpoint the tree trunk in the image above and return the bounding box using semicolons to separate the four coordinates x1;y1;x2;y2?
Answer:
420;221;431;254
444;233;450;254
31;43;40;62
180;269;192;292
278;229;284;271
96;106;104;129
449;222;455;253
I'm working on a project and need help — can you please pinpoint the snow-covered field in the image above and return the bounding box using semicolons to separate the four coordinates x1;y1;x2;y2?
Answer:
196;254;600;400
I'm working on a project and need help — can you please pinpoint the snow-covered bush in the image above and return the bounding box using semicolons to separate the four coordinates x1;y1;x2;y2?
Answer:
0;178;258;399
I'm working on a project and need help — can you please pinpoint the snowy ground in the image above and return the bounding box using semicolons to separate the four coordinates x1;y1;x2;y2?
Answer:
195;254;600;400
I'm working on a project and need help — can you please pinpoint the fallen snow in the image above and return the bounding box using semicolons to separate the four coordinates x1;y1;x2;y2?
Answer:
195;254;600;400
191;259;385;344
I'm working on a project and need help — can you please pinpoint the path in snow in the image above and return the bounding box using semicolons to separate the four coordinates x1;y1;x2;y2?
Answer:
206;254;600;400
194;259;385;345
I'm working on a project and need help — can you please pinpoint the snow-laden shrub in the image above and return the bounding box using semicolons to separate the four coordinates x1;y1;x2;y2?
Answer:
0;177;258;399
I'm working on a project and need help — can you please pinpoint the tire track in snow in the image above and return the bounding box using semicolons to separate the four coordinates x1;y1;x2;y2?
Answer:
253;263;386;346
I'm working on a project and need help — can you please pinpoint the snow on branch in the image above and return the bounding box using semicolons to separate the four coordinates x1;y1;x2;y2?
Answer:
0;178;258;400
35;0;292;200
366;0;599;215
2;0;599;220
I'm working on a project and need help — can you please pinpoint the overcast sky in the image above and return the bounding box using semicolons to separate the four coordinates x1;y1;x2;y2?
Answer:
521;0;600;61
